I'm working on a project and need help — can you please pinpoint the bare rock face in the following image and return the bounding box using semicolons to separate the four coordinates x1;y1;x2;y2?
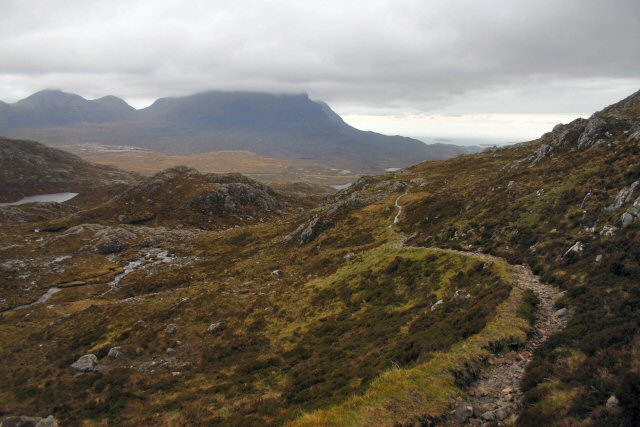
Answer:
577;116;609;149
71;354;98;372
607;180;640;211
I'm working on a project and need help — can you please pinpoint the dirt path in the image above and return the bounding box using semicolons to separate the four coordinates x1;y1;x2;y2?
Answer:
389;192;569;425
443;263;568;425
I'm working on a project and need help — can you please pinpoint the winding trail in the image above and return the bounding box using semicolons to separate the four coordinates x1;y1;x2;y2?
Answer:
388;190;569;425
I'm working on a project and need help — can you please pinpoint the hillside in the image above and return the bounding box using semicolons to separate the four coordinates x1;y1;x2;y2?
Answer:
1;90;640;426
0;137;138;204
48;166;295;230
0;90;479;173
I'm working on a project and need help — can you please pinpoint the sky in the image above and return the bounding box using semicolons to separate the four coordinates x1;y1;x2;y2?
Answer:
1;0;639;144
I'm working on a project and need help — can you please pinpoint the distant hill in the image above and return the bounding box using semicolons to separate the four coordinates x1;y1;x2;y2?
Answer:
0;137;138;204
0;90;480;173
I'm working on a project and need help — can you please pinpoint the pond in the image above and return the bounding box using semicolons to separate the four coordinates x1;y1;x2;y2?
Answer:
0;192;79;206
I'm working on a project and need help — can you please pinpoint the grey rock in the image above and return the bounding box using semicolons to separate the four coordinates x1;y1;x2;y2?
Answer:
529;143;551;165
595;254;603;262
343;252;356;261
106;346;123;359
481;410;495;421
600;225;618;237
164;323;178;335
577;116;609;149
298;216;330;245
545;118;587;149
95;227;136;254
71;354;99;372
430;299;443;311
621;195;640;227
207;322;223;333
410;178;428;187
606;394;620;408
563;241;584;257
495;408;509;421
607;181;640;211
628;130;640;142
453;404;473;423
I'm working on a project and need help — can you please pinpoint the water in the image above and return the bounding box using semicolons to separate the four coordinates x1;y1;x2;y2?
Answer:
12;287;62;311
0;192;79;206
330;182;353;190
100;249;175;297
385;167;401;172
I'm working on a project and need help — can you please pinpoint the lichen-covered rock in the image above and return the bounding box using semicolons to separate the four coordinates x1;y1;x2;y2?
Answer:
71;354;98;372
577;116;609;149
106;346;123;359
298;216;330;244
621;195;640;227
607;180;640;211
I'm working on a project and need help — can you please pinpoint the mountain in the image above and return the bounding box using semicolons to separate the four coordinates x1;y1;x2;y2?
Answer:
0;90;479;173
0;137;138;204
4;90;135;127
3;91;640;426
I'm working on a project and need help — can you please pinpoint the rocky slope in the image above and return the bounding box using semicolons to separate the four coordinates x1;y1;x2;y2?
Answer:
0;90;480;173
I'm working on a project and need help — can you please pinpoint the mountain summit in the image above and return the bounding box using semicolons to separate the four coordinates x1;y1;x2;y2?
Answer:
0;90;477;172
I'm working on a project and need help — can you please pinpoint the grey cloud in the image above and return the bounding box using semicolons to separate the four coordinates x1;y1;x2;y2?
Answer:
0;0;638;114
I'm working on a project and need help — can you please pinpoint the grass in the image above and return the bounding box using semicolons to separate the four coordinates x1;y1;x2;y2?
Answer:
291;255;532;426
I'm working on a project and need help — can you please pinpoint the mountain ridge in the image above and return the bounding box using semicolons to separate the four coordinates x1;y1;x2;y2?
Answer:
0;90;480;173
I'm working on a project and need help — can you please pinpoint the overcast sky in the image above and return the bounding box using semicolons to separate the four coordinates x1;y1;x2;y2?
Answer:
1;0;639;143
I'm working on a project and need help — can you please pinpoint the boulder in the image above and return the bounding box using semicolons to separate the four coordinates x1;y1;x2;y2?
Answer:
555;308;569;317
71;354;98;372
453;404;473;423
606;394;620;408
164;323;178;335
621;195;640;227
106;346;123;359
95;227;136;254
207;322;223;333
